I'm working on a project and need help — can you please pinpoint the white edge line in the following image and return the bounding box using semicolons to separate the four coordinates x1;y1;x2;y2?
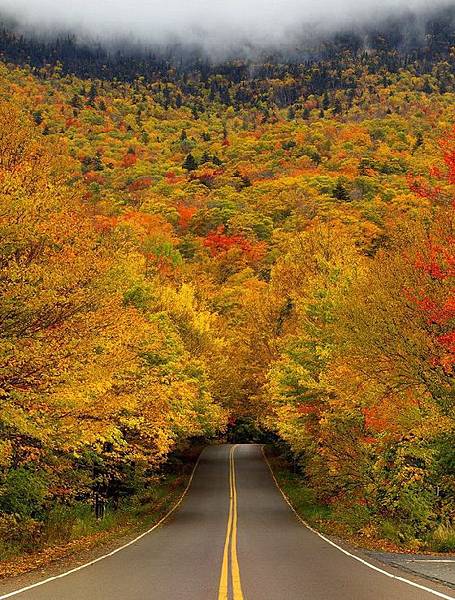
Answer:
261;446;455;600
407;561;455;564
0;453;203;599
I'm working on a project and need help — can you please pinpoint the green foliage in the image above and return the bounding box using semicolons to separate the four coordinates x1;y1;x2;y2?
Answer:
0;468;48;519
226;418;272;443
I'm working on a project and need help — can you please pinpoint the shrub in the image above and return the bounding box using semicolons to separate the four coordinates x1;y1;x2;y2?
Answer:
381;520;401;543
333;504;372;534
0;468;48;519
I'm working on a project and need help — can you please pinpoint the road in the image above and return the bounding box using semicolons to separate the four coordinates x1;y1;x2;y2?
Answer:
0;444;454;600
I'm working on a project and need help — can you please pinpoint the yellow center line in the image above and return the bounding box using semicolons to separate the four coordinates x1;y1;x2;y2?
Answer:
218;445;244;600
218;446;234;600
230;446;244;600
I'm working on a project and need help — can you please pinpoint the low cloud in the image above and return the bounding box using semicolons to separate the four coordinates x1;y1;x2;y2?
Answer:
0;0;452;54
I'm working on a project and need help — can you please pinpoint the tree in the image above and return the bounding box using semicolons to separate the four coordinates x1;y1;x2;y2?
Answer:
0;102;226;530
87;83;97;105
183;153;198;171
332;179;351;201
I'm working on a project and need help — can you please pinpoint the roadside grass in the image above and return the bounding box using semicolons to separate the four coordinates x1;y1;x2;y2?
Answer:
267;455;373;538
427;525;455;552
265;448;454;554
272;466;333;526
0;467;195;578
39;473;185;547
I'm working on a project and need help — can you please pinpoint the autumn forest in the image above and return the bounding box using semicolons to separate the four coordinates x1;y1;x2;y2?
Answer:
0;7;454;568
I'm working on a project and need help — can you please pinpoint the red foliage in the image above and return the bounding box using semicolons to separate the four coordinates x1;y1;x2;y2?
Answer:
363;407;388;432
204;225;263;259
415;242;455;281
165;171;185;184
439;331;455;352
297;404;319;415
407;175;441;200
407;130;455;372
414;295;455;326
363;436;378;445
408;126;455;206
65;117;79;128
409;283;455;372
442;127;455;186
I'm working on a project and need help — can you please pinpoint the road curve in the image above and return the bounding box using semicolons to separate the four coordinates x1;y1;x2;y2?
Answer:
0;444;454;600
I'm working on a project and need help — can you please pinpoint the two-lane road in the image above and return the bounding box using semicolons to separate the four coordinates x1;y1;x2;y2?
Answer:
1;444;453;600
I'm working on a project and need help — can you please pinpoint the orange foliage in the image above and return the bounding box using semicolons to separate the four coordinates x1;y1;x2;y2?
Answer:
177;205;197;229
84;171;105;184
128;176;153;192
165;171;185;184
94;215;118;233
122;151;137;167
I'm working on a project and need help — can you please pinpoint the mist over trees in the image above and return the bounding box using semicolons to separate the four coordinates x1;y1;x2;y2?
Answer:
0;3;454;78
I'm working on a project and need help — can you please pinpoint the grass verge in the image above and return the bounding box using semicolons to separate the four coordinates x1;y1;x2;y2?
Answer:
264;447;455;554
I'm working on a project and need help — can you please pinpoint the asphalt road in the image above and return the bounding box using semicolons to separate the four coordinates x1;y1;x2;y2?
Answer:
1;444;454;600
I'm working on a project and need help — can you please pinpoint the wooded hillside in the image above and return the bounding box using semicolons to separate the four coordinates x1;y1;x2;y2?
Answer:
0;24;453;556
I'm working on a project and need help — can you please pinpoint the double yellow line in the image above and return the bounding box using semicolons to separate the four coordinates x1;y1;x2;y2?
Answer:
218;445;244;600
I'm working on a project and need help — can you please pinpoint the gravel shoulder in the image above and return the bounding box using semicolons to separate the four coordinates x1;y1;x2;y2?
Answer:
365;550;455;589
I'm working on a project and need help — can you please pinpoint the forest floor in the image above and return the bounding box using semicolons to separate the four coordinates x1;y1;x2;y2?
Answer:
0;448;201;582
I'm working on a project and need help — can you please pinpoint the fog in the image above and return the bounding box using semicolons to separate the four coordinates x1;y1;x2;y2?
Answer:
0;0;452;54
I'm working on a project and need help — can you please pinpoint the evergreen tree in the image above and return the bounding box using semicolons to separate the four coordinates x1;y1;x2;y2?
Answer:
87;83;97;106
333;98;343;115
322;92;331;110
32;111;43;125
413;132;424;151
183;153;198;171
333;179;351;201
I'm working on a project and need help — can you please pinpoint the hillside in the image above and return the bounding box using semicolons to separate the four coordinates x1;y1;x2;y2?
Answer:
0;17;454;562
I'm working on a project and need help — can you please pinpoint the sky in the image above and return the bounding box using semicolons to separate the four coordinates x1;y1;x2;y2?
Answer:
0;0;450;52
